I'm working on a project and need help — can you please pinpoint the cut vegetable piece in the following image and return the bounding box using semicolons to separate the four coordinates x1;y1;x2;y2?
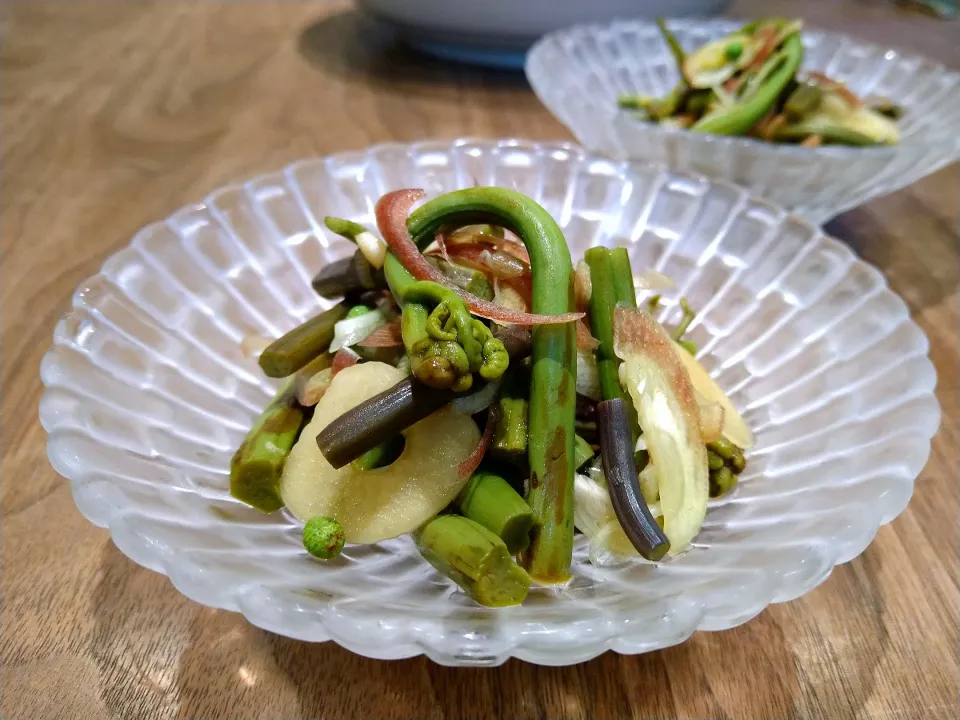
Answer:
259;303;349;378
414;515;531;607
614;306;709;554
597;398;670;561
490;370;528;462
294;353;334;406
358;318;404;348
574;473;664;567
230;376;305;513
671;340;755;449
315;374;454;468
573;434;595;471
698;397;726;443
573;473;615;538
282;363;479;543
330;308;386;352
457;471;534;555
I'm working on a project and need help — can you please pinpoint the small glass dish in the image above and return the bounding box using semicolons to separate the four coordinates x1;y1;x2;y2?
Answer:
40;138;938;665
525;19;960;223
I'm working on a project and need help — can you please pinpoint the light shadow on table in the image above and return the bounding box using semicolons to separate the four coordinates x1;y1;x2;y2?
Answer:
297;9;531;97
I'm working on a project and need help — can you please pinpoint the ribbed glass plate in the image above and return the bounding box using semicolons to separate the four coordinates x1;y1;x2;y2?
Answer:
526;19;960;222
40;138;938;666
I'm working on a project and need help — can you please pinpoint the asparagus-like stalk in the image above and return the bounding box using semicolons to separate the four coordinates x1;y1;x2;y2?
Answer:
610;248;638;309
573;434;595;471
259;303;349;378
315;376;454;469
406;188;577;584
490;368;529;462
457;471;534;555
585;247;638;405
311;250;385;299
414;515;531;607
230;377;305;512
350;434;405;472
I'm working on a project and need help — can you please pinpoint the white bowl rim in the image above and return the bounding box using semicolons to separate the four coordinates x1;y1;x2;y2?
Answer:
525;17;960;161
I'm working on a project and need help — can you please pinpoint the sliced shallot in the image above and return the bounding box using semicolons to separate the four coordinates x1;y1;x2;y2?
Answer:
375;189;582;326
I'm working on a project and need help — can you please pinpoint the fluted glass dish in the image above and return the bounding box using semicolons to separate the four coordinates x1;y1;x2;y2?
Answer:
526;19;960;223
40;138;938;666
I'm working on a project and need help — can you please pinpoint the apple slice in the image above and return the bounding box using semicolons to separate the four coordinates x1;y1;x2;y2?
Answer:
280;362;480;544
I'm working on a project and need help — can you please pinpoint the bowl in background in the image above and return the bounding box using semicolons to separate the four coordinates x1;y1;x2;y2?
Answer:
526;19;960;222
40;138;938;665
356;0;729;69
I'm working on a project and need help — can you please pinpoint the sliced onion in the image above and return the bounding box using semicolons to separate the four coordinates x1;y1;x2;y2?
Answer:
358;319;403;348
431;242;528;281
576;349;602;401
493;278;527;313
634;270;675;292
638;463;659;505
698;397;726;443
240;334;272;359
575;472;663;567
331;347;361;375
457;405;495;479
296;367;333;406
576;321;599;351
446;225;502;247
574;259;592;308
452;379;502;416
614;306;708;555
672;341;755;450
573;472;614;538
356;231;387;270
375;189;582;326
330;309;386;352
744;25;779;73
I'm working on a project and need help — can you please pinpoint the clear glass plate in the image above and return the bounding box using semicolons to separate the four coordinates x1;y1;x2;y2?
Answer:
40;138;939;666
525;19;960;223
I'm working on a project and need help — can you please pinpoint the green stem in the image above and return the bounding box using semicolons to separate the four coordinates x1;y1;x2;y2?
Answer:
573;434;595;471
656;17;687;69
457;471;534;555
406;188;577;584
672;297;696;341
259;303;349;378
414;515;531;607
230;377;305;512
350;434;405;472
585;248;630;402
491;368;529;462
692;32;803;136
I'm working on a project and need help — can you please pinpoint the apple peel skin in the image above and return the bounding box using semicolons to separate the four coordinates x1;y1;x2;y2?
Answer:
280;362;480;544
613;306;709;555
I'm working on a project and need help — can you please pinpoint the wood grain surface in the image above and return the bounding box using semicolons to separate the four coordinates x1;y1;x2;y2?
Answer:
2;2;957;719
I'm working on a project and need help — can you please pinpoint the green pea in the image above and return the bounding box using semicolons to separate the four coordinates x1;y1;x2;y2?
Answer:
725;41;744;60
302;516;345;560
346;304;375;319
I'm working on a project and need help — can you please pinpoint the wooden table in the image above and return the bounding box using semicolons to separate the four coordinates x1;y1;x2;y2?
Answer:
2;2;957;718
